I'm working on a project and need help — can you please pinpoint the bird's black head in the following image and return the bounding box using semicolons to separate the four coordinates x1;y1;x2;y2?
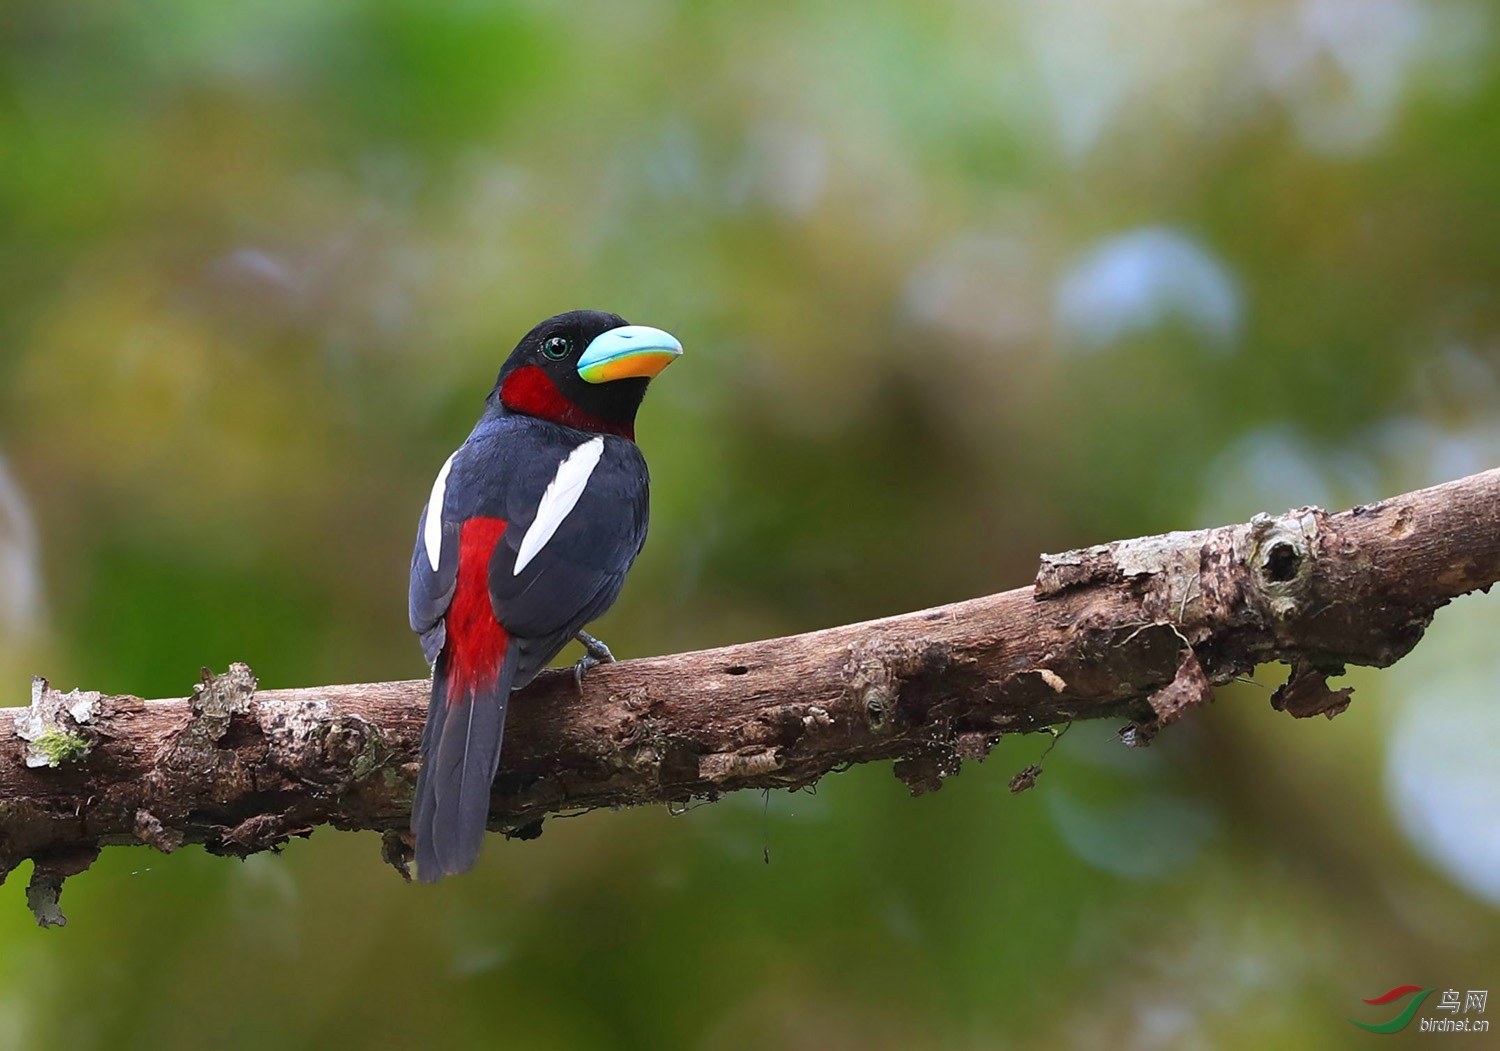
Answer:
490;310;682;440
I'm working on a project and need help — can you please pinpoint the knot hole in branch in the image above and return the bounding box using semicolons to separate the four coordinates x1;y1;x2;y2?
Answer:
1262;541;1301;583
1248;510;1320;611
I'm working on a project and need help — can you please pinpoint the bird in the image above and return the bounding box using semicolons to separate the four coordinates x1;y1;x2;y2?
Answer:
408;310;681;881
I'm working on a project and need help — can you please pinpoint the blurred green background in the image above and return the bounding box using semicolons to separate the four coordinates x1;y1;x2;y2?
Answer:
3;0;1500;1047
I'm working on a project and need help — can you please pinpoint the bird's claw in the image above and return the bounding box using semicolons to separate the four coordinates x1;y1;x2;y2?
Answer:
573;630;616;692
573;655;599;692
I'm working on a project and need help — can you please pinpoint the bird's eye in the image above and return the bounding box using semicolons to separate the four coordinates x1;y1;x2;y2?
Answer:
542;336;570;360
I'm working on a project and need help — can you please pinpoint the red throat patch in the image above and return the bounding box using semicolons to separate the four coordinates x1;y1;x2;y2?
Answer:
499;365;635;440
444;517;510;707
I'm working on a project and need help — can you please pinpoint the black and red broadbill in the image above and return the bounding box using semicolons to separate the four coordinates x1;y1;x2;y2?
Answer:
408;310;681;881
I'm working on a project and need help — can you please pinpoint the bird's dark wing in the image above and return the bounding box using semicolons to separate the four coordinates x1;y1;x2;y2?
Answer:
410;416;649;667
409;461;460;666
483;422;649;685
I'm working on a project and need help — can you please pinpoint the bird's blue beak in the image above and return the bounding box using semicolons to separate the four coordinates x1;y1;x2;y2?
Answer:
576;325;683;384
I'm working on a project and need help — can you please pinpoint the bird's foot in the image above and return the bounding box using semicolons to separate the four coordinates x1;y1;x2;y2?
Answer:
573;630;617;692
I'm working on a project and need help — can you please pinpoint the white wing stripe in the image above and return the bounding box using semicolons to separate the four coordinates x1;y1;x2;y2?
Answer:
424;452;457;572
514;437;605;575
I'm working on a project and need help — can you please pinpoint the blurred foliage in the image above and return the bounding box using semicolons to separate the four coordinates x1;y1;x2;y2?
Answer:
2;0;1500;1047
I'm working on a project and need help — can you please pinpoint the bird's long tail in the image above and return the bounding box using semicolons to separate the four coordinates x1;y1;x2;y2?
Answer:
412;644;517;882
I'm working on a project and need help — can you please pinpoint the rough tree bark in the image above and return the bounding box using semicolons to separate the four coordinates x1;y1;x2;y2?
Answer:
4;468;1498;925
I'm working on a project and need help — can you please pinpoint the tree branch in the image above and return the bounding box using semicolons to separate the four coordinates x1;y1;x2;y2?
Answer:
6;468;1499;924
